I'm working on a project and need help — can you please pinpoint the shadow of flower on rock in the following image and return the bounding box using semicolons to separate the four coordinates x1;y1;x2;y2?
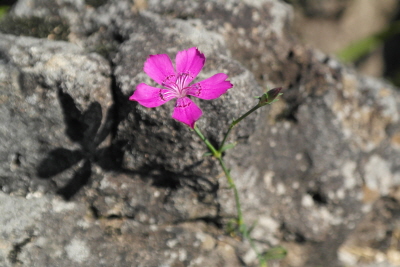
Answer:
37;89;123;200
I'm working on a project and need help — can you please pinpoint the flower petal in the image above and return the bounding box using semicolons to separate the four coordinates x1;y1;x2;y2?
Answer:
172;97;202;128
130;83;176;108
175;47;205;87
144;54;176;86
187;73;233;100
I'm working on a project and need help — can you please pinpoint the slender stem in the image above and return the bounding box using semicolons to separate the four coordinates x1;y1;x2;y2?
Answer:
193;124;220;158
194;123;267;267
220;104;260;150
217;157;243;226
194;124;243;225
219;156;267;267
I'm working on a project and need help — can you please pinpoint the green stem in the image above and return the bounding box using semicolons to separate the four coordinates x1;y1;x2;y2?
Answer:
217;157;244;226
193;124;220;158
220;104;260;150
219;155;267;266
193;123;267;267
193;125;243;226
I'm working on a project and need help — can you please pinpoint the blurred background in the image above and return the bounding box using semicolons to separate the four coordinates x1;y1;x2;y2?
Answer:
286;0;400;86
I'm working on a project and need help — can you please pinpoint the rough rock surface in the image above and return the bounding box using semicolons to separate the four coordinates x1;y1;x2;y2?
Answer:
0;34;113;198
1;0;400;266
0;191;241;267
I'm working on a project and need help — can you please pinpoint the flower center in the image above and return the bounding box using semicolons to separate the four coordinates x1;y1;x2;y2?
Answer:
162;72;193;98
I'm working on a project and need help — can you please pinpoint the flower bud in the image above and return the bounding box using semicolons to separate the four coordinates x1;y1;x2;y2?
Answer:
258;87;283;106
266;87;282;100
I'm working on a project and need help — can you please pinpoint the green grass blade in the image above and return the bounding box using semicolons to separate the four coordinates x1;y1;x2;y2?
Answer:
337;20;400;62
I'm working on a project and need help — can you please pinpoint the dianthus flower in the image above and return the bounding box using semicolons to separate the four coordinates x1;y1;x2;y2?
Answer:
129;47;233;128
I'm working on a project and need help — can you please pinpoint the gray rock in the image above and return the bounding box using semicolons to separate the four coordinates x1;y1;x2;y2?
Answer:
0;34;113;197
338;195;400;267
0;192;239;267
113;10;261;173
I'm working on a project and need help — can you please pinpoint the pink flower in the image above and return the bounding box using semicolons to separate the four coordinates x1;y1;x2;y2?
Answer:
129;47;233;128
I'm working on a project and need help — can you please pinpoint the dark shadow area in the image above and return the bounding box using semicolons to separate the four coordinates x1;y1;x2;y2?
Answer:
136;161;219;195
276;86;300;123
1;0;18;6
56;160;92;200
37;88;217;204
37;88;122;200
383;4;400;87
0;16;70;40
37;148;83;178
307;190;328;205
84;0;108;8
280;222;307;244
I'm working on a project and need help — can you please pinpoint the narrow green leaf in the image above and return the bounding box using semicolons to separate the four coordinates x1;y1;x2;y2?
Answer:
220;142;236;153
337;36;380;62
338;20;400;62
267;99;280;105
263;246;287;261
202;152;213;157
247;220;258;235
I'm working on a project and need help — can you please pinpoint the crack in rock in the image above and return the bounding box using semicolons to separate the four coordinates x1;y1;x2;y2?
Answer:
7;234;34;265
